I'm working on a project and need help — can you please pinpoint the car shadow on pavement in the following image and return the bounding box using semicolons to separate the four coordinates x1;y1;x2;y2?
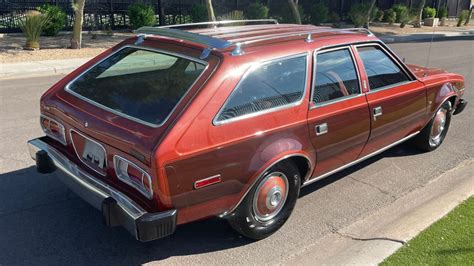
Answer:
300;141;421;197
0;166;251;265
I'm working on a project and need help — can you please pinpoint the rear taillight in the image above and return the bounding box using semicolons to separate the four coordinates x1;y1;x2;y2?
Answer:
40;115;66;145
113;155;153;199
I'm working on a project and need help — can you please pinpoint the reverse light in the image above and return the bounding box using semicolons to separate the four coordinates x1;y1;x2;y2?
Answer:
113;155;153;199
40;115;66;145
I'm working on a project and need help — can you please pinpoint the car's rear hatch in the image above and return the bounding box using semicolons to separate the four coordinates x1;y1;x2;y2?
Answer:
40;37;219;208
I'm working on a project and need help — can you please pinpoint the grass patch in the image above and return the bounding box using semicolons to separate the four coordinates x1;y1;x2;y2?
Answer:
382;196;474;265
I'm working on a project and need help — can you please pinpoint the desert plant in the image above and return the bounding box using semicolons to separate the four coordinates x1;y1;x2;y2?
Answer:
396;5;412;28
348;3;370;27
219;10;245;21
190;4;208;22
309;3;329;25
385;9;397;24
37;4;66;36
422;6;436;19
128;3;156;29
244;2;269;19
19;10;49;50
374;9;384;22
457;10;469;26
438;6;448;18
392;4;409;23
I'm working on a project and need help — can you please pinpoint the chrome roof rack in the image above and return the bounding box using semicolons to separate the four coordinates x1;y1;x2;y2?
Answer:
134;25;374;59
159;19;278;29
135;26;233;49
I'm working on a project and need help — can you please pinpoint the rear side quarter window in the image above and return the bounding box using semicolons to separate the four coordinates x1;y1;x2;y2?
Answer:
215;54;307;124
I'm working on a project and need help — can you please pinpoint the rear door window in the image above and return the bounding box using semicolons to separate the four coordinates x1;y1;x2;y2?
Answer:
215;54;307;123
66;47;206;127
313;48;360;104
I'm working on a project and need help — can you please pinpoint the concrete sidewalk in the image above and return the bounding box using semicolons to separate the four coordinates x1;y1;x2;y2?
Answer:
281;159;474;265
1;30;473;80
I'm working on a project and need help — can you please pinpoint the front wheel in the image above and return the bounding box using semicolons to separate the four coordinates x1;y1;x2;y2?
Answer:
414;101;452;152
227;161;301;240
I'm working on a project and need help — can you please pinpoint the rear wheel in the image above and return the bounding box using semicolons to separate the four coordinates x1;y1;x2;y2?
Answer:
414;101;452;152
227;161;301;240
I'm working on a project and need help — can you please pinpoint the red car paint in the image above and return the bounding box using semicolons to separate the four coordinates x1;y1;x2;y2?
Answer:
38;24;466;225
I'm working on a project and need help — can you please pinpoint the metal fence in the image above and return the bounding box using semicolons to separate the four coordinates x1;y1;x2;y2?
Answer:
1;0;471;33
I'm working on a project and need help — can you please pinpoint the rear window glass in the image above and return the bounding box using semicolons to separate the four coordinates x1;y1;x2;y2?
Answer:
66;47;206;127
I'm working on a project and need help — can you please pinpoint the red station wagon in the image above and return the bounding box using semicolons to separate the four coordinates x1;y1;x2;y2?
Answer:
28;20;468;241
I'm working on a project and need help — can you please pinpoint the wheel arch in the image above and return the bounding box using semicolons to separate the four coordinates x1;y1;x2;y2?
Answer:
220;152;313;218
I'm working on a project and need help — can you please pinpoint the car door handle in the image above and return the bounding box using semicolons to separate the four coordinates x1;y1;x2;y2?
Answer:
315;123;328;136
373;106;383;121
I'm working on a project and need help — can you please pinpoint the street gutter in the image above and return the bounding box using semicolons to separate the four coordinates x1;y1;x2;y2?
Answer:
281;159;474;265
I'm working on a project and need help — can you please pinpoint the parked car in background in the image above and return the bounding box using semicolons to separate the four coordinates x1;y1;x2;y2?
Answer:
28;20;467;241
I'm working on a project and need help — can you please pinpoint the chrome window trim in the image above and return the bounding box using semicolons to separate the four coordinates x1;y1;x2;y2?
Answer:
113;155;153;199
213;53;310;126
64;45;209;128
366;80;417;94
70;128;108;177
310;45;363;109
40;114;67;145
355;43;416;92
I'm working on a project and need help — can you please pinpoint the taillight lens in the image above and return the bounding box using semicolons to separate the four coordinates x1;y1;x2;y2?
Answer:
113;156;153;199
40;115;66;145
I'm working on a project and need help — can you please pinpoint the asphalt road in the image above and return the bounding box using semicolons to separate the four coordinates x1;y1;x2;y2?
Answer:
0;38;473;265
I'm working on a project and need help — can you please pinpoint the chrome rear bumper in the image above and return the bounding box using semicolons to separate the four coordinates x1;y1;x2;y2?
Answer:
27;137;176;242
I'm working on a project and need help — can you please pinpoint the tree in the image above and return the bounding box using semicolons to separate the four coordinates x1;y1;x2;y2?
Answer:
365;0;377;28
205;0;216;22
288;0;302;24
70;0;85;49
465;6;473;26
414;0;426;28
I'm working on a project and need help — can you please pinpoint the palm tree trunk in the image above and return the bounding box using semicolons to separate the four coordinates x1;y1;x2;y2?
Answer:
415;0;426;28
464;6;473;25
365;0;377;28
287;0;301;24
70;0;86;49
205;0;216;22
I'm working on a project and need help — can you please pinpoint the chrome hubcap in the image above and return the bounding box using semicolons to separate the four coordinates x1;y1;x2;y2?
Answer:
253;172;288;222
429;107;448;147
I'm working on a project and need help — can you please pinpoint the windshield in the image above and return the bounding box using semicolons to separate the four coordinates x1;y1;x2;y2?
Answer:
66;46;206;127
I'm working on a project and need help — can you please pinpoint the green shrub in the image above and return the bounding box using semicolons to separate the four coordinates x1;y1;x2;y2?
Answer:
392;4;409;22
348;3;370;27
19;10;49;49
422;7;436;19
384;9;397;24
219;10;245;21
37;4;65;36
276;4;306;24
244;2;269;19
309;3;329;25
374;9;384;22
457;10;469;26
128;3;156;29
438;6;448;18
190;4;207;22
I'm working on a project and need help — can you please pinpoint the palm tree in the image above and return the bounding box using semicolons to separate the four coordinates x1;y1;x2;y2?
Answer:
288;0;302;24
70;0;86;49
465;6;473;26
414;0;426;28
366;0;377;28
205;0;216;22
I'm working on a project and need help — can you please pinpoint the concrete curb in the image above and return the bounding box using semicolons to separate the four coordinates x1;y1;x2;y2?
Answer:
0;58;90;80
377;30;474;43
281;159;474;265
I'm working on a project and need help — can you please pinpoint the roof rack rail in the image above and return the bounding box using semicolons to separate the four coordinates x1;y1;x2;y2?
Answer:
230;27;375;56
159;19;278;29
135;26;233;49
